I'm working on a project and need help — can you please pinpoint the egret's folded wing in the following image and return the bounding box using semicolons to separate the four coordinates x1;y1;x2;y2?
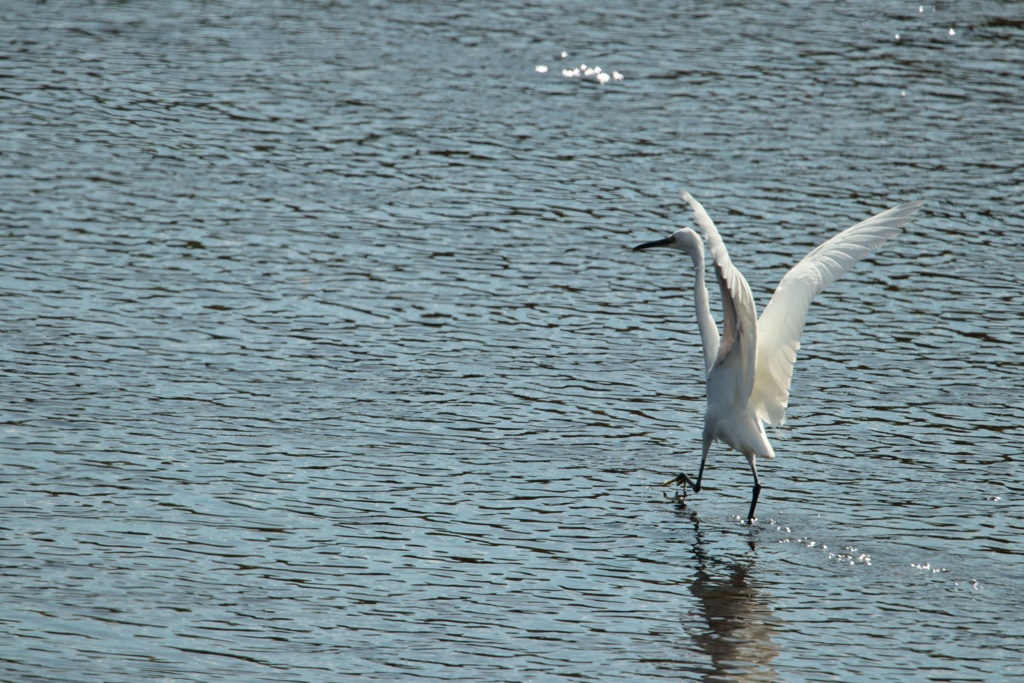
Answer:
752;201;924;425
682;190;758;404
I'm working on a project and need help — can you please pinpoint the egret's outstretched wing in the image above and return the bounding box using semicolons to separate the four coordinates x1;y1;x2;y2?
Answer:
681;191;758;406
751;201;924;425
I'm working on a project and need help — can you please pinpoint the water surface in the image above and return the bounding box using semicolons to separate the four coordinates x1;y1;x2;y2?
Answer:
2;1;1023;681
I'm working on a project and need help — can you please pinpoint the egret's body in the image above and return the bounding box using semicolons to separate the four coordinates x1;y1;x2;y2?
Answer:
634;191;922;523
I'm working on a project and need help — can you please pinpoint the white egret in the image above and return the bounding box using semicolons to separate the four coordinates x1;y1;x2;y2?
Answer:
634;191;922;523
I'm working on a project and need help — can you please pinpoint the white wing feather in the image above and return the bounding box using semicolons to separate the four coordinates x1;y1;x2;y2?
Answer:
751;201;924;425
681;191;758;407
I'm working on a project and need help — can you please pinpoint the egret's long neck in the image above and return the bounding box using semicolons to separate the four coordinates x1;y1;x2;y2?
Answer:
689;247;720;374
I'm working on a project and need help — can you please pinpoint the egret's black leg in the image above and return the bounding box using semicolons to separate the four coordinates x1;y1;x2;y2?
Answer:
664;430;712;493
745;457;762;525
694;430;711;490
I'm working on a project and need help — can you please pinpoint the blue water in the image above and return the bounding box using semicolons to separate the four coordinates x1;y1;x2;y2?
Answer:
2;1;1023;680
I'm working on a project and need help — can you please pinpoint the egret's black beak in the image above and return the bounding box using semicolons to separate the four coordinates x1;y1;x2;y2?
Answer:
633;237;673;251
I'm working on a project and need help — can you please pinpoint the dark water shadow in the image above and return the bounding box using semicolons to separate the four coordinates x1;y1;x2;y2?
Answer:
679;508;781;682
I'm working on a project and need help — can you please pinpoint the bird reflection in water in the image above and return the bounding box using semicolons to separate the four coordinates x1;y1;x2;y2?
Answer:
681;509;780;682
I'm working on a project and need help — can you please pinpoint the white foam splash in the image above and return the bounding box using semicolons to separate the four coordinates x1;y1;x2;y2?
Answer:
538;55;624;85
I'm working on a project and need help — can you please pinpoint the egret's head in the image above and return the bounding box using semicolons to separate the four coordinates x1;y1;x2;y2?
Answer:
633;228;703;259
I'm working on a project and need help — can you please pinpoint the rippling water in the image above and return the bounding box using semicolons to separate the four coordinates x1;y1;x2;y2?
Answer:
3;1;1023;680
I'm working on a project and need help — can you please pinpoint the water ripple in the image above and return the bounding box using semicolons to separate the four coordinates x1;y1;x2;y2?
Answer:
3;0;1024;681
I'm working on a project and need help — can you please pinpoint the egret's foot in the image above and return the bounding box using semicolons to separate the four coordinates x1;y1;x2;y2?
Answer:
664;472;700;492
662;476;686;505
